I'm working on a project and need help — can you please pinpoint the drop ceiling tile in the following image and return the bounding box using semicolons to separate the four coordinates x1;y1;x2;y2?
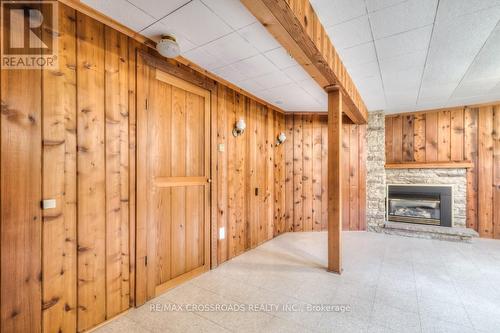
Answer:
356;73;385;96
379;51;427;74
236;79;263;93
183;47;226;70
156;0;232;47
212;64;249;83
283;65;311;83
264;47;297;70
340;42;377;67
416;101;446;111
462;29;500;81
375;25;432;60
369;0;438;39
448;93;500;108
238;22;281;53
366;0;407;13
386;90;419;105
300;78;328;103
311;0;367;27
452;79;500;99
431;6;500;46
348;61;380;80
127;0;190;20
252;71;292;90
436;0;500;23
421;8;500;89
417;83;456;104
202;33;259;69
201;0;257;30
232;54;277;79
327;15;372;49
82;0;156;31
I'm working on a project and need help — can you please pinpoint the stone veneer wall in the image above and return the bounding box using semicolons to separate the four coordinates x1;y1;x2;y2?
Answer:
385;169;467;227
366;111;386;231
365;111;468;230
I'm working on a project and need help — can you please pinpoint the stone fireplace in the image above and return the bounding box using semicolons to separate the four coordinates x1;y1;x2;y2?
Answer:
385;168;466;228
365;111;477;241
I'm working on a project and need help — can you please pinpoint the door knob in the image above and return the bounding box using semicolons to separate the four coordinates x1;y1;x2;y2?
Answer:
207;178;212;183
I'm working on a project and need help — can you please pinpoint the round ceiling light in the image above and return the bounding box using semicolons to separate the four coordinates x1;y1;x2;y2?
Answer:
156;34;180;58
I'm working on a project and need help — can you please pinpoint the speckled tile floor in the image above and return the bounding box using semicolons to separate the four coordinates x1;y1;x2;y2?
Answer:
95;231;500;333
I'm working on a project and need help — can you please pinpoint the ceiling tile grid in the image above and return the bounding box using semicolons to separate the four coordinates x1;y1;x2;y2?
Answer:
312;0;500;113
83;0;500;113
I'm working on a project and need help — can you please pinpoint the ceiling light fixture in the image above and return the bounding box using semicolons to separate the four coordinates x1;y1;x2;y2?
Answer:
156;34;180;58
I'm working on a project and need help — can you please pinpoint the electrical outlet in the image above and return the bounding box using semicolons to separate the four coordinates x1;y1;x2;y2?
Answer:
219;227;225;240
218;143;225;152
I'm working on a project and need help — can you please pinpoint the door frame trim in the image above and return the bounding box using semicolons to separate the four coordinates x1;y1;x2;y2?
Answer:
135;50;218;306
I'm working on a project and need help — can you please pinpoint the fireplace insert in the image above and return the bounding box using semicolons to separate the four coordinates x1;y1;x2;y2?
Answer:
386;185;452;227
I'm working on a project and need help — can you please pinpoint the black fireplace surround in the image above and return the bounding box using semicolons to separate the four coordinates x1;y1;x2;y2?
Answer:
387;185;452;227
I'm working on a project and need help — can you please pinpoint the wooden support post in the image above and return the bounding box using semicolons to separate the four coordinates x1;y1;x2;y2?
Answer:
327;87;342;273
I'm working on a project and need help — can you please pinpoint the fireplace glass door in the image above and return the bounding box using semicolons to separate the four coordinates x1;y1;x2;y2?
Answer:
388;194;441;225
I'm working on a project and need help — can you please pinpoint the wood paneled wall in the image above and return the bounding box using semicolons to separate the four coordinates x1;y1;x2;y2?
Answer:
1;6;138;332
385;105;500;239
0;3;287;332
215;86;286;264
283;114;367;232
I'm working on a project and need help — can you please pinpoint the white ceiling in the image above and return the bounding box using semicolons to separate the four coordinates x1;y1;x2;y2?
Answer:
82;0;327;112
82;0;500;113
311;0;500;113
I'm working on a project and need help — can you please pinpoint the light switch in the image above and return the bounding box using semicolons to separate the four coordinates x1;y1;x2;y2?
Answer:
219;227;225;240
42;199;56;209
218;143;225;152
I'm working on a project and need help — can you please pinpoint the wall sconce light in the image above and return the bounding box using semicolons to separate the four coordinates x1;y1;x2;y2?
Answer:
276;132;287;146
232;118;246;137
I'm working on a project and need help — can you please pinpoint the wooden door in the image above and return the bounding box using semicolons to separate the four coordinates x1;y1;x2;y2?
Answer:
136;58;211;304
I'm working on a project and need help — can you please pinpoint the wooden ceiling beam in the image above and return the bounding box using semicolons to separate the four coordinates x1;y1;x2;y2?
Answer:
241;0;368;124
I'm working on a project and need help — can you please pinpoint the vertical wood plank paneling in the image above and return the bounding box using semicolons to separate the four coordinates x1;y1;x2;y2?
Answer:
293;115;304;231
465;108;478;231
438;110;451;161
312;115;323;231
1;10;42;333
493;105;500;239
76;13;106;331
274;112;286;235
265;108;274;240
41;5;77;332
341;124;350;230
425;112;439;162
321;118;328;230
104;26;130;318
402;114;414;161
450;108;464;161
477;107;494;238
413;114;426;162
349;125;359;230
385;117;394;162
392;115;403;162
285;115;294;232
257;106;267;244
358;125;367;231
247;100;258;247
217;85;228;262
302;115;313;231
235;94;247;255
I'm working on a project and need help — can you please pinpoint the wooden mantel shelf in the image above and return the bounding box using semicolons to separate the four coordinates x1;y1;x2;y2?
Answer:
385;161;474;169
